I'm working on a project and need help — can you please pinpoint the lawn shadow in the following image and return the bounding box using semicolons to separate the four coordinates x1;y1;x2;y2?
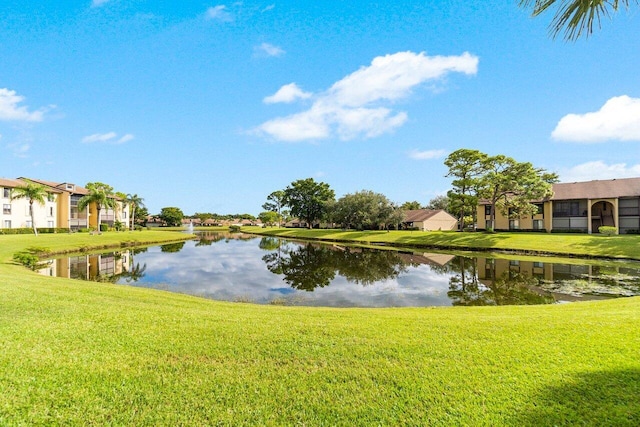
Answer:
512;368;640;426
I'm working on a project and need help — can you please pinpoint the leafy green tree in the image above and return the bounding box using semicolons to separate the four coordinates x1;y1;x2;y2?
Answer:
11;179;51;236
134;205;149;226
425;195;450;212
283;178;335;229
262;190;286;226
332;190;399;230
401;201;423;210
258;211;280;227
158;207;184;227
520;0;637;40
78;182;116;232
478;155;558;230
445;149;488;231
197;212;212;221
126;194;145;230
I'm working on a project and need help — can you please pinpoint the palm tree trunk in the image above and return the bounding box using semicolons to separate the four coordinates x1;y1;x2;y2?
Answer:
30;200;38;236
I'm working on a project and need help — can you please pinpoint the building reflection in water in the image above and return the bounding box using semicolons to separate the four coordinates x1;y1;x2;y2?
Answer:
37;251;131;282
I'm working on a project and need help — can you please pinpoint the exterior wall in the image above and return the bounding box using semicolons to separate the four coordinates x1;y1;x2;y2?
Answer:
479;196;640;234
419;211;458;231
0;186;58;229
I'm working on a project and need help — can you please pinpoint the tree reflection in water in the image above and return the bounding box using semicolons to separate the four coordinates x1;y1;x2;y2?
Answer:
262;240;556;303
160;241;186;253
263;242;411;291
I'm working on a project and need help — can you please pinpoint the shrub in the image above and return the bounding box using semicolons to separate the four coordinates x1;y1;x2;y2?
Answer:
100;224;109;232
229;225;241;232
598;226;617;236
12;247;48;269
0;228;34;235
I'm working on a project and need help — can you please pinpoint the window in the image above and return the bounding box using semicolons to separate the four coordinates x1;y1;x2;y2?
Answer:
47;193;55;202
3;220;10;228
48;221;54;228
3;204;10;214
509;219;519;230
553;201;582;217
533;203;544;216
533;219;544;230
26;220;32;227
49;207;54;217
484;205;492;216
2;188;9;198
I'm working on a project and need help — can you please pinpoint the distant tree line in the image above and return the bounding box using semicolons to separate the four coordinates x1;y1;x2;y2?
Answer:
258;149;556;232
260;178;452;231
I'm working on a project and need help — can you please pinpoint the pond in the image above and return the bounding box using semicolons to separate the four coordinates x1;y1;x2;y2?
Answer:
36;231;640;307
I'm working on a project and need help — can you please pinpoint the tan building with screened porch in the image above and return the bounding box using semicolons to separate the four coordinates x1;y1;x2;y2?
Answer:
477;177;640;234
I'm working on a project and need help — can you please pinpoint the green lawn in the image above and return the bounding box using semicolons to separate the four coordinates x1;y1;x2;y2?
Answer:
244;226;640;260
1;230;639;425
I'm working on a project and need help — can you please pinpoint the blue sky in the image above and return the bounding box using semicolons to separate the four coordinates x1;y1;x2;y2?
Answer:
1;1;639;215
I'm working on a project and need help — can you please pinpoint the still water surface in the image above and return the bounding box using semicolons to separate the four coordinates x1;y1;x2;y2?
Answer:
38;232;640;307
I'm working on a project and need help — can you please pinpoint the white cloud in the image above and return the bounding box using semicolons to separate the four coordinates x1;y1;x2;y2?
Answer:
255;51;478;142
205;5;234;22
8;142;30;158
254;42;285;57
560;161;640;182
91;0;110;7
262;4;275;12
81;132;134;144
409;149;447;160
552;95;640;143
0;88;44;122
117;133;135;143
263;83;312;104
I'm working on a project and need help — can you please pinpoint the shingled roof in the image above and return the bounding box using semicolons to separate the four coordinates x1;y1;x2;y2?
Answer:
0;178;27;188
551;177;640;200
403;209;444;222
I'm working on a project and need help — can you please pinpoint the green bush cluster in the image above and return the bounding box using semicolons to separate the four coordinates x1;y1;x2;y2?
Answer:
598;226;617;236
0;228;70;235
12;246;49;269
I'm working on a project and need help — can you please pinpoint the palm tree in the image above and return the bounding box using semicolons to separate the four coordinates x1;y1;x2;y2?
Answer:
78;182;116;232
520;0;637;40
11;180;51;236
125;193;145;231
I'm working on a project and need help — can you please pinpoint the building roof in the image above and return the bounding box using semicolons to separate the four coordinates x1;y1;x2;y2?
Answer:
551;177;640;200
1;177;63;193
403;209;449;222
477;176;640;205
0;178;27;188
19;178;89;195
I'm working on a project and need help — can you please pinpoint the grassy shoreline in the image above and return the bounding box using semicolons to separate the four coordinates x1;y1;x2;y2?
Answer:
1;230;639;425
242;226;640;260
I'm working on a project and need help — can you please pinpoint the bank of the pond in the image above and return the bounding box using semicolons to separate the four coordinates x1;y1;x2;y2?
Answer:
1;230;639;425
243;227;640;260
